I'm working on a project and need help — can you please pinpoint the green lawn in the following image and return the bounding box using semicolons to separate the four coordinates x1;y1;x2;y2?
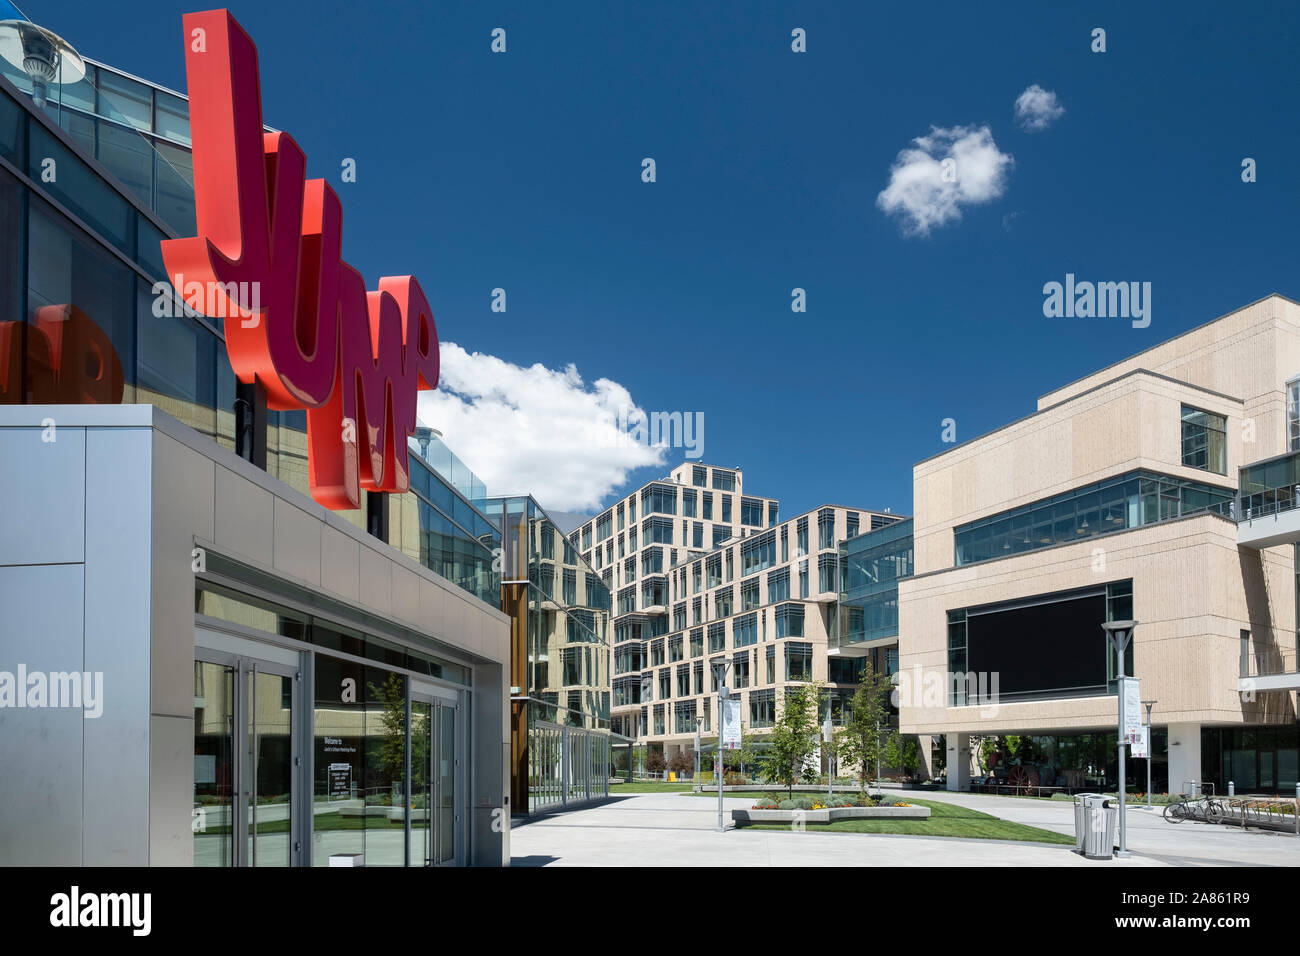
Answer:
610;781;695;794
739;798;1076;845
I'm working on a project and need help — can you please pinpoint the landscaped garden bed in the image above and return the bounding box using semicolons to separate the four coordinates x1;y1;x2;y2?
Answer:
732;794;929;826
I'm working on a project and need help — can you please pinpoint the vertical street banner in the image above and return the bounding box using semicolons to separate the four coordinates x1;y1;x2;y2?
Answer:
722;697;743;750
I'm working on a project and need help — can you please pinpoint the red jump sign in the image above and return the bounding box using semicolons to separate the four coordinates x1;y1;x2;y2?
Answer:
162;9;439;510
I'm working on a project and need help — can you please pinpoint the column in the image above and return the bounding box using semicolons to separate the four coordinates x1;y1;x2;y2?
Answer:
1166;722;1202;796
946;732;971;791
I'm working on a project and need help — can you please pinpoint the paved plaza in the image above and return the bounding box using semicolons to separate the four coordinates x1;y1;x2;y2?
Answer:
510;789;1300;867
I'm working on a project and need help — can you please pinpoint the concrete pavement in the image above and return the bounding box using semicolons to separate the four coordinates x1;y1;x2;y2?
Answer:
509;790;1300;867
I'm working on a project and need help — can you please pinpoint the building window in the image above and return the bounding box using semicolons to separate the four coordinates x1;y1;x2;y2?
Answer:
740;531;777;577
712;470;736;491
709;657;724;691
642;516;674;545
725;550;733;582
1181;405;1227;475
641;483;678;516
749;689;775;727
693;521;704;549
741;579;760;611
653;705;665;735
947;610;967;706
780;527;789;562
690;628;704;657
693;660;704;695
669;635;684;663
733;651;751;689
642;577;667;607
818;554;837;594
774;603;804;638
952;471;1234;566
721;495;732;523
683;489;697;517
703;698;711;731
692;597;702;625
768;502;779;527
674;700;696;733
734;613;758;648
712;525;732;547
785;642;813;681
818;508;836;550
596;511;613;542
650;639;665;667
706;554;722;589
676;665;691;698
765;644;776;683
659;669;671;700
798;560;809;599
796;518;809;557
693;465;707;487
767;568;790;604
673;603;687;631
846;514;859;539
628;527;638;551
1289;379;1300;452
617;502;625;531
641;548;663;576
702;492;713;520
708;623;726;653
714;587;733;620
741;497;764;526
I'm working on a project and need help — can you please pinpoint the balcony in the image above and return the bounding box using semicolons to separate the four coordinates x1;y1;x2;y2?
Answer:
1235;449;1300;549
1240;647;1300;693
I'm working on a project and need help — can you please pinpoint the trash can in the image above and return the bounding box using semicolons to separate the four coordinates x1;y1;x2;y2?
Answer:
1074;794;1116;860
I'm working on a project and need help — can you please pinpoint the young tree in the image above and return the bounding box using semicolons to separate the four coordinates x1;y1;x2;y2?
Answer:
835;661;893;796
766;682;823;797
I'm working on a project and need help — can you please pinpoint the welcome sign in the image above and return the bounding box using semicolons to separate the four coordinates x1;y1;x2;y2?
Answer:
162;9;440;510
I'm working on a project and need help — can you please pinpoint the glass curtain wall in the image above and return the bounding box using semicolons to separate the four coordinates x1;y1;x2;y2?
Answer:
953;471;1234;567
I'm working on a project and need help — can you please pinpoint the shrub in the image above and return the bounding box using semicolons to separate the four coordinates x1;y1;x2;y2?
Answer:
778;796;814;811
723;771;747;786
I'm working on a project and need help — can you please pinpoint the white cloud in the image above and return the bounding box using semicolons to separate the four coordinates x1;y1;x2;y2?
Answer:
876;124;1014;237
416;343;667;512
1013;84;1065;132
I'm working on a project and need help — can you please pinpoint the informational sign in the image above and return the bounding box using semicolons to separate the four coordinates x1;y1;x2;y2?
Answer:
1129;724;1149;758
721;697;743;750
1120;677;1142;740
327;762;353;799
194;754;216;785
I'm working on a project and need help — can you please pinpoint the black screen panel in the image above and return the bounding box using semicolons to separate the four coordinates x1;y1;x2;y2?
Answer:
966;593;1106;696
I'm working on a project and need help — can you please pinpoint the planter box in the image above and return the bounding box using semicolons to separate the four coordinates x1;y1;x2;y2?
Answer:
731;805;931;826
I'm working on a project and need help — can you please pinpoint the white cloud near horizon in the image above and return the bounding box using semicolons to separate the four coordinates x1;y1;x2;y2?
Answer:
1014;84;1065;131
876;124;1014;237
417;343;668;512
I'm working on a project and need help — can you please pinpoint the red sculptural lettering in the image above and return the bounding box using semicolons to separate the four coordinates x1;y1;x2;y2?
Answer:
162;8;438;510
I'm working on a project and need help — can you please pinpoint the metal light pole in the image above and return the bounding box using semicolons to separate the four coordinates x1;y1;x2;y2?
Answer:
713;660;733;833
1102;620;1138;859
694;716;703;794
1142;700;1157;810
823;715;834;803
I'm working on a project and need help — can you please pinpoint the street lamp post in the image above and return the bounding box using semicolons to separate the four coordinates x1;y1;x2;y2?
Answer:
1102;620;1138;859
694;716;703;794
1142;700;1157;809
713;660;734;833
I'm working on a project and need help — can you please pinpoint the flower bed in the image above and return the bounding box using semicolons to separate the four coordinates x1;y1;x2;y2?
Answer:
732;802;930;826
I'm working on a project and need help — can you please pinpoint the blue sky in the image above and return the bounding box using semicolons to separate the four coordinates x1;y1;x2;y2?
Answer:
26;0;1300;518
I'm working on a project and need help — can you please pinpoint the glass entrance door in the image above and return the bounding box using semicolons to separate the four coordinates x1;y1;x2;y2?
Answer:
410;687;463;866
245;664;295;866
194;650;300;866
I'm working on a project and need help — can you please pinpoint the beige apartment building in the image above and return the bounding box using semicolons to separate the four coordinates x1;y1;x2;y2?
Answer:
900;294;1300;795
571;463;899;765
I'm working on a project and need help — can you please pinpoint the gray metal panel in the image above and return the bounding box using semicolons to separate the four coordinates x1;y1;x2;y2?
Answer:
0;563;86;865
214;464;275;566
148;714;195;866
0;425;85;566
320;524;360;602
151;432;216;719
82;425;153;865
273;497;322;586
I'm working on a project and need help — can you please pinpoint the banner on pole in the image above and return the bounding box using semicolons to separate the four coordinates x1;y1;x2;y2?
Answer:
722;697;743;750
